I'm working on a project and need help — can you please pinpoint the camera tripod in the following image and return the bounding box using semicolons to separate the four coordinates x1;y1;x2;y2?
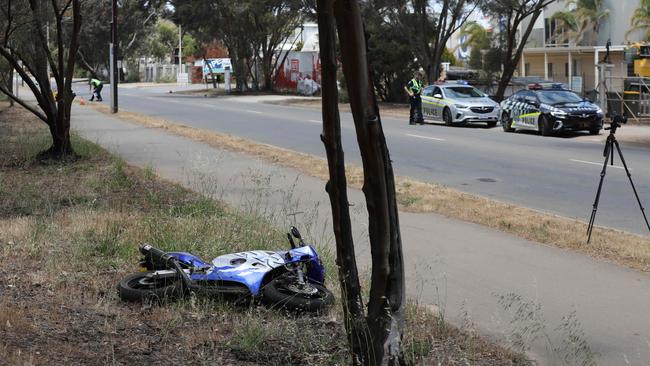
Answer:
587;117;650;243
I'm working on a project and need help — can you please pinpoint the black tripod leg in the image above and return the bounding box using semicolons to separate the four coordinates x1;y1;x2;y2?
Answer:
587;141;612;243
613;139;650;233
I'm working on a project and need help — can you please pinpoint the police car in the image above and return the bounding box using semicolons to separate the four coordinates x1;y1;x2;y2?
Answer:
421;81;500;127
500;83;604;136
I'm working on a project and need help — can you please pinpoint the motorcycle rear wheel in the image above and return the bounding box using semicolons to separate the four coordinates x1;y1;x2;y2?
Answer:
117;272;182;302
262;274;334;312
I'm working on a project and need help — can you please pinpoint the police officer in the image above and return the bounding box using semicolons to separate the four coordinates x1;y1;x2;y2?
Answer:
404;71;424;125
89;78;103;102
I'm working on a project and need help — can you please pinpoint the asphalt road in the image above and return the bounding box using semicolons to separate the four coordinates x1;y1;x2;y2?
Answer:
82;84;650;236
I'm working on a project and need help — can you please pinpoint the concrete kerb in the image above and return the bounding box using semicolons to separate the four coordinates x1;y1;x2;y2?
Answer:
70;103;650;365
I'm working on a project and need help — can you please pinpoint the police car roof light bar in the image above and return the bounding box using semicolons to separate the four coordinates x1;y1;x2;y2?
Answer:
435;80;469;85
528;83;568;91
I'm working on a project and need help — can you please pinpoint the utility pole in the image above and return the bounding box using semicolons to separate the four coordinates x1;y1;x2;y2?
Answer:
178;24;182;84
110;0;118;113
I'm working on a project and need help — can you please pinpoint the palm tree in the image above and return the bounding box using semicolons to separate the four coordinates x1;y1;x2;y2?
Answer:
627;0;650;41
457;21;490;70
550;11;578;44
551;0;610;46
459;21;490;50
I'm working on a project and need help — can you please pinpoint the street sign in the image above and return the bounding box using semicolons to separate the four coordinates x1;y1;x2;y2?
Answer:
177;72;189;84
202;58;232;75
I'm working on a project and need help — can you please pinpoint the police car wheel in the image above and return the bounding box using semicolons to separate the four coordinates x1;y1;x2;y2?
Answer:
443;108;452;126
501;113;514;132
487;120;497;128
539;116;552;136
589;129;601;135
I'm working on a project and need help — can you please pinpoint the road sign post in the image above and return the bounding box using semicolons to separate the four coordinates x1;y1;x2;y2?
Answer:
110;0;118;113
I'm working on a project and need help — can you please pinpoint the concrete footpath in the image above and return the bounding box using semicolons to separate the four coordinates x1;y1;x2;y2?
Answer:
72;104;650;365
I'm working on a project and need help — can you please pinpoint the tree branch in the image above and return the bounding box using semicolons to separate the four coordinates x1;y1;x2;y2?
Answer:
27;0;62;82
0;46;51;121
0;84;48;122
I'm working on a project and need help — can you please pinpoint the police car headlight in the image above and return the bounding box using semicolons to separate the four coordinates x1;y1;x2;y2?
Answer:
551;110;567;118
595;107;603;116
455;104;469;109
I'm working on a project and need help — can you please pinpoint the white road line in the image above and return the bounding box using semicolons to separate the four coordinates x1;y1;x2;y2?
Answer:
405;133;446;142
245;110;263;114
308;119;321;124
569;159;625;170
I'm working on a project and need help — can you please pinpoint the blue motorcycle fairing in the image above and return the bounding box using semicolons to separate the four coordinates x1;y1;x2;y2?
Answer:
168;245;324;296
293;246;326;284
168;252;211;269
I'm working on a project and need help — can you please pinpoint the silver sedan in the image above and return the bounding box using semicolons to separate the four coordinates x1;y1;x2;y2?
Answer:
421;83;500;127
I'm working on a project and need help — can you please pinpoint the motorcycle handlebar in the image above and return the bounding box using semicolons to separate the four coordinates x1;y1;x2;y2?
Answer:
139;244;194;291
139;244;171;263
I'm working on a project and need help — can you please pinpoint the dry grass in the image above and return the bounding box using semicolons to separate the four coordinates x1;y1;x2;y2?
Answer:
1;103;528;365
86;102;650;273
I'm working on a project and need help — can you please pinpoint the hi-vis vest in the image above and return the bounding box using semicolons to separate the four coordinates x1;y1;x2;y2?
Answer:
408;78;423;95
91;79;102;87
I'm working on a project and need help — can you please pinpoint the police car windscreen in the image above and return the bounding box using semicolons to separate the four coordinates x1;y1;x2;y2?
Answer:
445;87;485;98
537;90;583;105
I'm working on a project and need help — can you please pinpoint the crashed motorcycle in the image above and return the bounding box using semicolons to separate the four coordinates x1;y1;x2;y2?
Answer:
117;227;334;312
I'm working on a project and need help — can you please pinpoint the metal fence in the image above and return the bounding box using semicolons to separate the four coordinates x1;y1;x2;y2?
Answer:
598;64;650;121
140;63;179;83
599;75;650;120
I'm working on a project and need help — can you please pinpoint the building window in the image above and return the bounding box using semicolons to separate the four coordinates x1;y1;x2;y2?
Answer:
548;63;553;78
545;18;557;45
565;62;569;77
525;63;530;76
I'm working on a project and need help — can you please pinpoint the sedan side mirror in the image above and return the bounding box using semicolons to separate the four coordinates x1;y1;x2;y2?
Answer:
433;93;442;99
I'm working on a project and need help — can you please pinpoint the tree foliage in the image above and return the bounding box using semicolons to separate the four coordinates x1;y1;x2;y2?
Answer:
382;0;477;84
0;0;82;158
172;0;302;91
459;21;501;85
627;0;650;41
77;0;165;78
551;0;610;46
481;0;555;101
361;1;413;102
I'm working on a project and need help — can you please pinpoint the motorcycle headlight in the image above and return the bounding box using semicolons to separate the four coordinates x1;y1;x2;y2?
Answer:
551;110;567;118
455;104;469;109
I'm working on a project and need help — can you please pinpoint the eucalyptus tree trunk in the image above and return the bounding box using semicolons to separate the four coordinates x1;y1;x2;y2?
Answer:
316;0;406;364
316;0;369;363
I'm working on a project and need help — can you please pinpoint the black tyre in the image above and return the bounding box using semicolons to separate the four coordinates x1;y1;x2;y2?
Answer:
589;128;601;135
262;274;334;312
117;272;182;302
487;120;497;128
539;115;552;136
501;113;514;132
443;108;453;126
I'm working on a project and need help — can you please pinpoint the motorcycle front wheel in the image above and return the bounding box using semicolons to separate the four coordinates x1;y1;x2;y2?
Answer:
117;273;182;302
262;274;334;312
